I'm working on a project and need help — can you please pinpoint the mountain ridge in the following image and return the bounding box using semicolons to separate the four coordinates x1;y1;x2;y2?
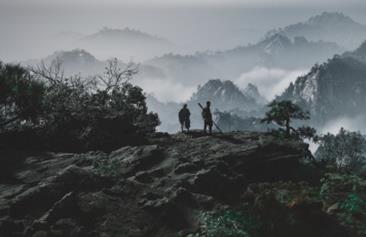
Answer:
77;27;175;61
268;12;366;49
82;27;172;45
146;33;342;87
279;41;366;126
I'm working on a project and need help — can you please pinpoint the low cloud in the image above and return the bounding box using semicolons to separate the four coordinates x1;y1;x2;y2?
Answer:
136;67;308;103
309;115;366;153
320;116;366;135
136;78;196;103
235;67;308;100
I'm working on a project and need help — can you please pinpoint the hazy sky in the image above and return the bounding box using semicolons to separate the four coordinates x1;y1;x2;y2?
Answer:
2;0;366;7
1;0;366;62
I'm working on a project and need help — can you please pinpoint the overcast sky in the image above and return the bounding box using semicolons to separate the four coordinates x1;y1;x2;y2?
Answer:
1;0;366;62
2;0;366;7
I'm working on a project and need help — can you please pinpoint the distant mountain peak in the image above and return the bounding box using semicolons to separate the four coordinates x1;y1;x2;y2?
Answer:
243;83;259;95
354;40;366;55
85;27;169;43
190;79;258;112
80;27;173;61
47;49;98;63
307;12;357;26
267;12;366;49
33;49;106;76
262;34;292;45
195;79;239;98
260;34;292;54
199;79;244;97
202;79;224;90
243;83;267;105
99;27;147;36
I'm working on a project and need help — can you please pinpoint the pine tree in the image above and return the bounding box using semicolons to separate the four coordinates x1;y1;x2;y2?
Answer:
262;100;310;135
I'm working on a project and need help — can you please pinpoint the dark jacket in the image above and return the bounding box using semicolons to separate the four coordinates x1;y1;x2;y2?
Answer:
202;107;212;122
179;108;190;123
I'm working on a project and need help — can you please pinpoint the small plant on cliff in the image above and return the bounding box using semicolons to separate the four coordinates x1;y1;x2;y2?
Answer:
189;210;261;237
93;156;124;178
261;100;311;136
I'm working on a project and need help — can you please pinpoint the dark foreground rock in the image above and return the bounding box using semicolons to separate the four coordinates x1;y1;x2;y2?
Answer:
0;132;346;237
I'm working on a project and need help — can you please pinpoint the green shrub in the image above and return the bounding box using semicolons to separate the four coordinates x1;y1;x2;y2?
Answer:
262;100;310;136
0;62;45;131
189;209;261;237
320;173;366;236
93;156;124;178
320;173;366;202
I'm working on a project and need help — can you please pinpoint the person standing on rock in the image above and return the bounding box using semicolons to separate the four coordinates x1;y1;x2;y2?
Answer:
179;104;191;132
202;101;213;134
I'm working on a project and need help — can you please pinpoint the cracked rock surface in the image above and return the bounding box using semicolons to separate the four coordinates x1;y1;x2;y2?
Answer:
0;132;309;237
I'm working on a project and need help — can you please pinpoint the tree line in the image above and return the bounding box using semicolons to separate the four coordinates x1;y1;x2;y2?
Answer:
0;58;160;152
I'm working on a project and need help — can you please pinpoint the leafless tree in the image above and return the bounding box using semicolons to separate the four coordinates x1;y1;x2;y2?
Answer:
97;58;139;92
29;57;97;91
30;57;139;94
29;57;66;85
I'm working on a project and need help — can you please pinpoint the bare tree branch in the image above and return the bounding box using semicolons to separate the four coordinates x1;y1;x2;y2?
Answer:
98;58;139;92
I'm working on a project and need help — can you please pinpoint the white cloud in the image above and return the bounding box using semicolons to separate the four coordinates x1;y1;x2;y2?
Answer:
320;116;366;135
137;67;308;103
235;67;307;100
308;115;366;153
136;78;196;103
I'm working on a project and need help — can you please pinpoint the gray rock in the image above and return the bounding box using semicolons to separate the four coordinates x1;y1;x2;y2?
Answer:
50;218;85;237
38;192;76;224
108;145;165;177
9;165;104;218
32;230;48;237
0;217;25;236
1;132;309;237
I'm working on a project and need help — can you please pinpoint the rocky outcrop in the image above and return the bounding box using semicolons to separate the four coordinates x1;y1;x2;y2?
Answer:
279;53;366;126
0;132;312;237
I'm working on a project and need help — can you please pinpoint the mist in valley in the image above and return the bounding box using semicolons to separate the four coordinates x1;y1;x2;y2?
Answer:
3;1;366;236
1;0;366;135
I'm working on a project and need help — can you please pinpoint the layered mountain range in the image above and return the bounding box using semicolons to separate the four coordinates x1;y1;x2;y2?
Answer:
145;33;342;87
79;27;174;61
26;12;365;88
268;12;366;50
143;11;366;87
20;12;366;133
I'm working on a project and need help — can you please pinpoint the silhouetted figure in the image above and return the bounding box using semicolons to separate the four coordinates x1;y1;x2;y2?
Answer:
178;104;191;132
202;101;213;134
